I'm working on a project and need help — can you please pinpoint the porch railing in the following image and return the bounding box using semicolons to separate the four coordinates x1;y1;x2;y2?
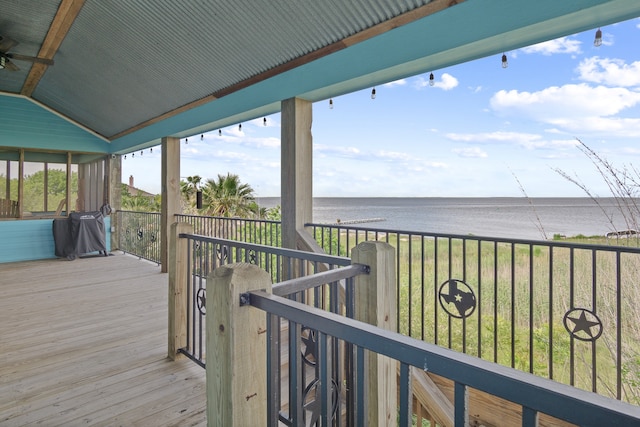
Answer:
176;232;351;369
176;213;281;247
116;210;161;263
248;283;640;427
118;211;640;404
308;222;640;405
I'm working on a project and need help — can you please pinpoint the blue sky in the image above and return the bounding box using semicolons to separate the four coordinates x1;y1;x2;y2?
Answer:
123;18;640;198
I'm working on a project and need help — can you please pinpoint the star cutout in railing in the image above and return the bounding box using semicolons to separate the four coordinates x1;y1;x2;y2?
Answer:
301;328;317;366
563;308;603;341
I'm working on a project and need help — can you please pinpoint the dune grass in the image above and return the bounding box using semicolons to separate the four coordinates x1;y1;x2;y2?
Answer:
314;227;640;404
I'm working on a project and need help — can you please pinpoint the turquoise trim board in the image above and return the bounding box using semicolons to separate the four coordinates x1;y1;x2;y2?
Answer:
0;217;112;264
0;95;110;153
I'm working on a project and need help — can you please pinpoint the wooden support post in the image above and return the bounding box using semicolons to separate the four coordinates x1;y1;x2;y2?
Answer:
161;136;181;273
281;97;313;251
107;154;122;250
66;152;72;215
18;149;24;218
206;263;272;427
351;241;397;426
168;222;193;360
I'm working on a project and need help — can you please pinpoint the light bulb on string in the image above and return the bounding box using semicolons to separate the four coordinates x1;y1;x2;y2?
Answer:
201;134;204;141
150;148;153;153
501;53;508;69
594;28;602;47
218;129;222;136
132;153;135;158
263;117;267;126
371;88;376;99
329;98;334;109
239;123;242;131
185;138;188;144
140;150;143;156
429;72;435;86
124;155;127;160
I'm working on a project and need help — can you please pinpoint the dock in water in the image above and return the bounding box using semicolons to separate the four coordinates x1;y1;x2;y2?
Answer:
334;218;385;225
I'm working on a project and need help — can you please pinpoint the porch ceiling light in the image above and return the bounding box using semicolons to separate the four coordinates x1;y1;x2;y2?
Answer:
594;28;602;47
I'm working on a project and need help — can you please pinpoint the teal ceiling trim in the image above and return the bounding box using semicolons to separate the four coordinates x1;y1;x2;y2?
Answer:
0;95;110;153
110;0;640;152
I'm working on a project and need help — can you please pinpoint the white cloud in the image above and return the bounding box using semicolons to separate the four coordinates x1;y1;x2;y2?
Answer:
577;57;640;87
546;117;640;137
314;144;362;158
435;73;458;90
453;147;488;158
446;131;542;145
520;37;581;56
414;73;458;91
383;79;407;87
490;84;640;123
374;150;413;162
446;132;579;151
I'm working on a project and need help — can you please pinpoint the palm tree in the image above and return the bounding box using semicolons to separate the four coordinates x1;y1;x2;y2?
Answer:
201;173;256;218
180;175;202;213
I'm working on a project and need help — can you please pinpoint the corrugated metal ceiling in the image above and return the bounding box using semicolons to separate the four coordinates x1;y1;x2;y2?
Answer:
2;0;640;152
26;0;431;138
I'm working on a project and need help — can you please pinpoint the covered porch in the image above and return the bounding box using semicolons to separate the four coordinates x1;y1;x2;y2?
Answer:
2;0;640;425
0;254;206;426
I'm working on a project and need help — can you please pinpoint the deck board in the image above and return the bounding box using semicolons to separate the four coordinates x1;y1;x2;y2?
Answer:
0;253;207;427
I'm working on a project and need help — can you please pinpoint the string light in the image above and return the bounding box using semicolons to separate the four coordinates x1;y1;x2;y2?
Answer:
371;88;376;99
124;155;127;159
150;148;153;153
132;153;135;158
140;150;143;156
501;53;508;69
329;98;334;109
239;123;242;131
201;134;204;140
429;72;435;86
185;138;188;144
218;129;222;136
594;28;602;47
263;117;267;126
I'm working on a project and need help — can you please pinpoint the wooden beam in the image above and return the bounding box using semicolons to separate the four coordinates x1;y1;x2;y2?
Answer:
109;0;464;140
281;98;313;251
160;137;181;273
352;241;398;426
21;0;86;96
168;222;192;360
18;150;24;219
206;264;271;426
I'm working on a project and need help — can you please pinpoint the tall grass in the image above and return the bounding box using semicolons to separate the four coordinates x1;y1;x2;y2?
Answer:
313;226;640;404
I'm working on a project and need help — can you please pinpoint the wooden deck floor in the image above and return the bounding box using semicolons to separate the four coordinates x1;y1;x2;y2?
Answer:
0;253;207;427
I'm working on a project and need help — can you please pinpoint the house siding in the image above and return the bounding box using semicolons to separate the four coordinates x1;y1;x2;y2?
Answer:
0;217;111;263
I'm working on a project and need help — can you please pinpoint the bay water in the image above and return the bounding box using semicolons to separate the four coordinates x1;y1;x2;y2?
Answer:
256;197;637;240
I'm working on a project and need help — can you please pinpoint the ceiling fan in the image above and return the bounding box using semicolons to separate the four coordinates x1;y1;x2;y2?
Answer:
0;35;54;71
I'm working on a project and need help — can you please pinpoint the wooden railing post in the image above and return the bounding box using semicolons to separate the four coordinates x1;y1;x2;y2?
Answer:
351;241;398;426
206;263;272;427
168;221;192;360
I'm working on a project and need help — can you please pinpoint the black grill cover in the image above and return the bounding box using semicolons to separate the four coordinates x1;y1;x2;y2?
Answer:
53;211;107;259
53;218;74;258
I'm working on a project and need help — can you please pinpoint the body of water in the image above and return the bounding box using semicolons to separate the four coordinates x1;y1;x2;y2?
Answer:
256;197;637;240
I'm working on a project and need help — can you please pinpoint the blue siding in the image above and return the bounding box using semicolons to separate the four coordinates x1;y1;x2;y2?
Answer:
0;95;110;153
0;218;111;263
